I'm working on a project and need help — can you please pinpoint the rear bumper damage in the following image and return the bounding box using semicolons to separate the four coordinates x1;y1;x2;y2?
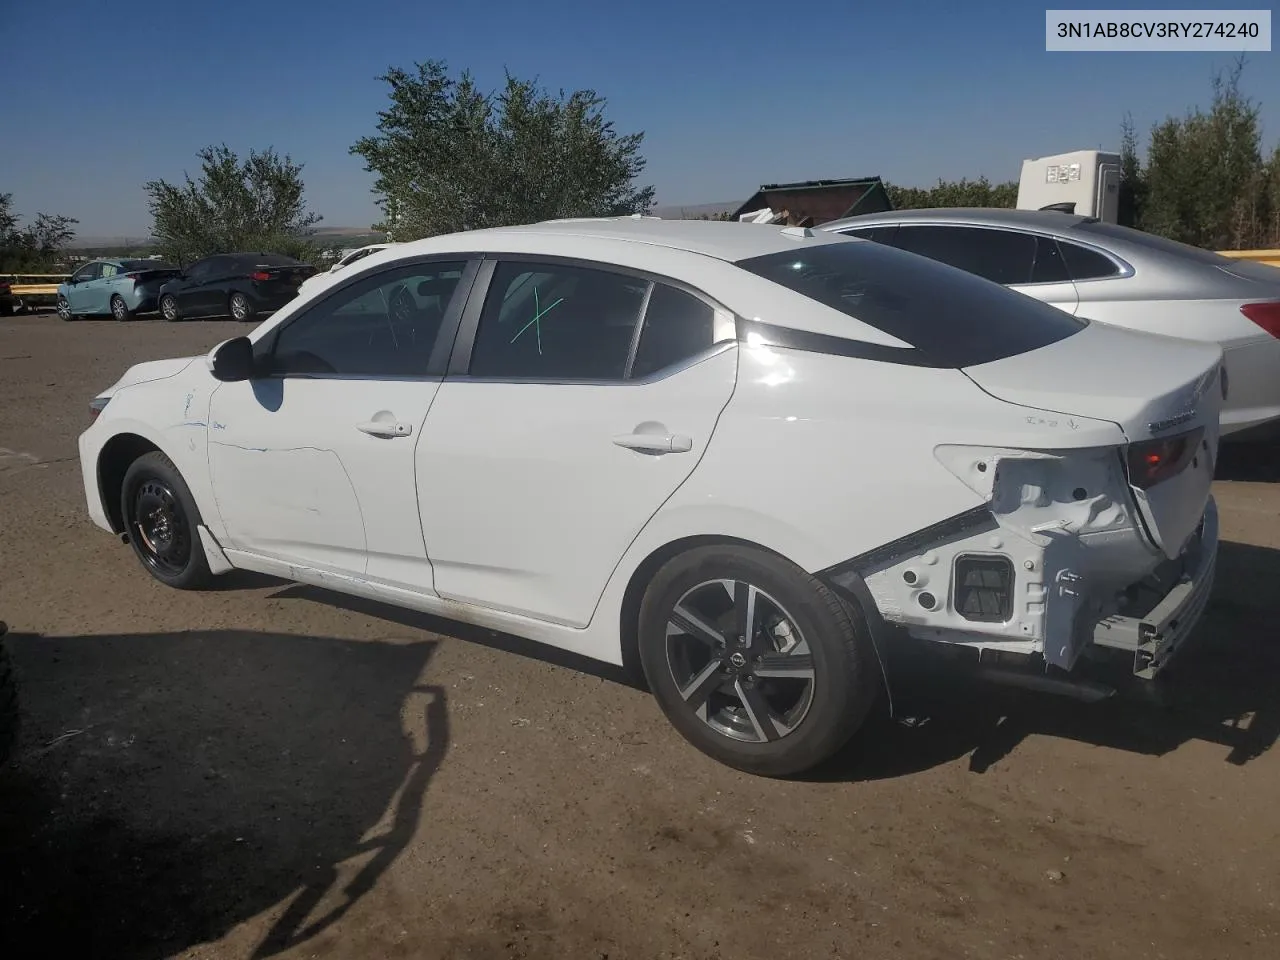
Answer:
1090;496;1218;679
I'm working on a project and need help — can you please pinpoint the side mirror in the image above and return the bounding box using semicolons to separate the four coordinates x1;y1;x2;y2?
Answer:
207;336;256;382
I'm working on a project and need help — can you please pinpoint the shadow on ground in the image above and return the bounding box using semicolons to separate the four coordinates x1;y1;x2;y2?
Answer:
820;539;1280;781
0;629;445;959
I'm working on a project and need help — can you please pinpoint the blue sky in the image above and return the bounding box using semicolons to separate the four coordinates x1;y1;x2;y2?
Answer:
2;0;1277;238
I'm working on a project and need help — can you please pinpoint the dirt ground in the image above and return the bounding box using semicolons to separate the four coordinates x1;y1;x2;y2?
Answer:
1;311;1278;960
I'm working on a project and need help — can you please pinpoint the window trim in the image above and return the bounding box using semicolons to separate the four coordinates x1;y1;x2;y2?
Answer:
838;220;1133;287
250;254;482;382
446;253;738;385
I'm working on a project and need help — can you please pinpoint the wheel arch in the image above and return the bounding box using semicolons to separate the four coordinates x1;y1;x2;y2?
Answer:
97;432;163;533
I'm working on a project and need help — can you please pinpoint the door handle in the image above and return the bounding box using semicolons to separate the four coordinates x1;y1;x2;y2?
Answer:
357;420;413;438
612;432;693;454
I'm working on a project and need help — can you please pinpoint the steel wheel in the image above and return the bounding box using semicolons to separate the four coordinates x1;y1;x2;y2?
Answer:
665;579;816;744
160;295;179;322
229;292;251;321
130;477;192;578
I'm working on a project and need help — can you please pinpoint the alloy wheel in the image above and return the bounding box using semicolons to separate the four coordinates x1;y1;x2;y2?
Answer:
160;296;178;321
56;296;71;321
664;579;816;743
111;296;127;321
230;293;249;320
131;478;191;577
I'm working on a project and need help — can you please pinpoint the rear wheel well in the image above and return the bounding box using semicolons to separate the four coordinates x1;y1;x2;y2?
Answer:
617;535;795;685
98;433;161;532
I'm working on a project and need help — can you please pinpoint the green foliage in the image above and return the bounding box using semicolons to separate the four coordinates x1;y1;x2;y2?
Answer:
351;59;655;240
1121;57;1280;249
144;144;323;265
884;176;1018;210
0;192;79;272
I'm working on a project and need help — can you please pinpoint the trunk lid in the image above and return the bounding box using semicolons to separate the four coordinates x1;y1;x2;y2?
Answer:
961;320;1223;559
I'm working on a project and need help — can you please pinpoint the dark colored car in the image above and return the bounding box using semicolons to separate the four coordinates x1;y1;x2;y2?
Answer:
0;278;15;316
157;252;318;322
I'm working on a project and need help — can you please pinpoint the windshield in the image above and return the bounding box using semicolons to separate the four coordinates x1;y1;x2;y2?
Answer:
736;239;1088;368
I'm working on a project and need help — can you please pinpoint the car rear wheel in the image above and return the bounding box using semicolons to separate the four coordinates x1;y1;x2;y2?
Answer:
110;294;133;322
229;292;254;321
159;294;179;322
120;451;213;590
637;544;880;777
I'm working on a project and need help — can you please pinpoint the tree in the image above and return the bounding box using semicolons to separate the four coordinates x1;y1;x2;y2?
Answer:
351;59;655;239
1117;112;1148;229
143;144;322;265
885;176;1018;210
0;192;79;272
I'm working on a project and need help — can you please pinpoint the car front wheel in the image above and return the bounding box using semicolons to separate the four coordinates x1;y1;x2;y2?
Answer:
120;451;213;590
56;296;75;321
638;544;880;777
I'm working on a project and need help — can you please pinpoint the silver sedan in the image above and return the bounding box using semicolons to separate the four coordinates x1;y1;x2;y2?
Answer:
821;208;1280;441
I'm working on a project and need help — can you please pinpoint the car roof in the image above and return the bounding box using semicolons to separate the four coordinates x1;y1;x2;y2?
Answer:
821;207;1097;233
389;217;853;264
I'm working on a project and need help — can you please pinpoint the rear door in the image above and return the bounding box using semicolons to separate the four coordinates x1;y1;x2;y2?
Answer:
891;224;1081;314
415;256;739;627
207;256;476;587
176;257;218;315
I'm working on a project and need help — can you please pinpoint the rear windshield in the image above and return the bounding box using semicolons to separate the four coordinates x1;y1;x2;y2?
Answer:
1071;220;1232;265
736;239;1088;367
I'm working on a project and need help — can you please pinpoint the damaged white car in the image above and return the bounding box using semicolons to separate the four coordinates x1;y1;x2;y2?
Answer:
77;218;1223;776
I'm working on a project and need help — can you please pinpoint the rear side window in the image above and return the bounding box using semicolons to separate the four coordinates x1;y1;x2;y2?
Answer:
1058;239;1122;280
468;260;649;380
736;240;1088;368
838;225;899;245
892;225;1039;286
629;283;715;379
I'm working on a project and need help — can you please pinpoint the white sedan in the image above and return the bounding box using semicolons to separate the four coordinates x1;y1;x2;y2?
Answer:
79;218;1224;776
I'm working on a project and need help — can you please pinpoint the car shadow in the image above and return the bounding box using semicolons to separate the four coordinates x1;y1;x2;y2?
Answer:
1216;440;1280;482
812;538;1280;781
0;628;445;960
267;583;647;691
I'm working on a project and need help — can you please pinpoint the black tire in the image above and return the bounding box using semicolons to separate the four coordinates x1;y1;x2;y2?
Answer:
638;544;880;777
110;294;133;322
159;294;180;322
120;451;213;590
0;624;18;766
229;291;255;322
56;295;77;321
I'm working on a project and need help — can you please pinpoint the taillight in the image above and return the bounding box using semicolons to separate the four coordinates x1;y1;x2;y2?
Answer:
1240;301;1280;338
1126;426;1204;490
250;271;272;282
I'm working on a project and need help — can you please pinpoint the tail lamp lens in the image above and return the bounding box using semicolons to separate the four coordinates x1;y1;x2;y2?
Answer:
1126;426;1204;490
954;555;1014;623
1240;302;1280;338
251;271;271;281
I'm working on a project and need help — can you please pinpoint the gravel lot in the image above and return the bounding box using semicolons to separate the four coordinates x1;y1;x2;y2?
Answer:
1;312;1278;960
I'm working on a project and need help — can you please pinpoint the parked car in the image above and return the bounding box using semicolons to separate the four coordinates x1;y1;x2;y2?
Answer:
819;207;1280;441
297;243;394;298
78;218;1223;776
0;278;15;316
55;258;181;321
0;619;16;765
157;252;318;322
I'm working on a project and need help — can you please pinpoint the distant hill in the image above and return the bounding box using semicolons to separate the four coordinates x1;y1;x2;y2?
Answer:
651;201;742;219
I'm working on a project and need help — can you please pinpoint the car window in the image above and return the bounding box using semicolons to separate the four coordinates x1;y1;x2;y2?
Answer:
267;261;467;378
185;259;215;281
892;225;1040;285
838;225;899;245
73;262;101;282
1057;239;1122;280
735;239;1088;368
1028;235;1071;284
629;283;717;379
468;260;649;380
100;262;120;279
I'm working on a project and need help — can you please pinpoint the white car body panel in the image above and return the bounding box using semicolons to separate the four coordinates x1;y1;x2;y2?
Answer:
78;219;1223;684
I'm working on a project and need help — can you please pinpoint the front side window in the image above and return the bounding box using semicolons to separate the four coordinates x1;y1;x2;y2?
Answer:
468;261;649;380
72;262;101;282
265;260;467;377
736;239;1088;368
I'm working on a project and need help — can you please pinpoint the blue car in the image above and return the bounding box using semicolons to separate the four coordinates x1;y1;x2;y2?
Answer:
56;258;181;321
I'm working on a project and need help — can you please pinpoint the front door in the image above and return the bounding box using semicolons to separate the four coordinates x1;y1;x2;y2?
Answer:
66;261;102;314
416;257;739;628
206;257;475;589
